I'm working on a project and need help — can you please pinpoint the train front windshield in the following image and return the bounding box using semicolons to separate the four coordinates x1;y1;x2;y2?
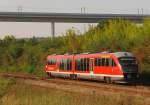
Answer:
119;57;138;73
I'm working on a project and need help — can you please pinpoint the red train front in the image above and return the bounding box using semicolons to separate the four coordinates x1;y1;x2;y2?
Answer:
45;52;139;83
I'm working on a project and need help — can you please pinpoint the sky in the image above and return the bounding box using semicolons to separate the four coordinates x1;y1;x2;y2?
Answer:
0;0;149;38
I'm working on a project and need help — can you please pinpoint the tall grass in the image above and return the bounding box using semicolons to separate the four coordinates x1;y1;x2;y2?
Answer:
1;81;149;105
0;77;15;104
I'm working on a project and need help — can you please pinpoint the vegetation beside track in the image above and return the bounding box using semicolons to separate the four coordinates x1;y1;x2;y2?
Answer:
0;76;149;105
0;77;15;104
0;18;150;81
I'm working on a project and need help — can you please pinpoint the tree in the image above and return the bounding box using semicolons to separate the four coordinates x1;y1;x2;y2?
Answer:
9;45;24;64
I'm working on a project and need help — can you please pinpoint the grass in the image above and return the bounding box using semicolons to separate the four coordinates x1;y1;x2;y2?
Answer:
0;65;47;77
0;77;16;104
0;78;149;105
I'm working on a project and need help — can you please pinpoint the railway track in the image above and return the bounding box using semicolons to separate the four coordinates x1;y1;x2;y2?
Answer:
0;72;150;97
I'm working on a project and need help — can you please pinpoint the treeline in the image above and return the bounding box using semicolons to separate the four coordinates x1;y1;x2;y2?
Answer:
0;19;150;76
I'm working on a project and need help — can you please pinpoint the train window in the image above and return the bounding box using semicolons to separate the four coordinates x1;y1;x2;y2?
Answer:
119;57;137;66
86;58;90;70
84;58;89;71
60;59;64;69
102;58;105;66
95;58;116;67
59;59;72;70
81;59;84;70
109;58;116;67
75;59;81;70
75;58;89;71
105;58;109;66
47;59;56;65
64;59;67;70
95;58;97;66
67;59;72;70
95;58;102;66
112;59;116;67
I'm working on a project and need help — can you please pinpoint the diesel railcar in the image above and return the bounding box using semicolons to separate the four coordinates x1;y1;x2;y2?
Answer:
45;52;139;83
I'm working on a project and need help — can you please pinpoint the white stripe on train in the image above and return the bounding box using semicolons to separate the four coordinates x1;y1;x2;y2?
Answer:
46;71;124;78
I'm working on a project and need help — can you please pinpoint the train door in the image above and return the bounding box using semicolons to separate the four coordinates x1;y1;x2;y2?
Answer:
111;58;118;75
90;58;94;75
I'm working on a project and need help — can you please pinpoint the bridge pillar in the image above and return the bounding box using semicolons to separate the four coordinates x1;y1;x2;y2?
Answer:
51;22;55;38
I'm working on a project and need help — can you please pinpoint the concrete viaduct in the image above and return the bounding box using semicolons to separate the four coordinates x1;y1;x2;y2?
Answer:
0;12;149;38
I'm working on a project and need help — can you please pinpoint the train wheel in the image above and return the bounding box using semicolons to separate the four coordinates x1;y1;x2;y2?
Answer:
70;74;77;80
104;77;112;83
47;72;54;79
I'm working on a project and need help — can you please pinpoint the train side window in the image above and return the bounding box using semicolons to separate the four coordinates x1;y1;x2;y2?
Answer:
109;58;116;67
75;59;81;71
59;59;72;70
86;58;90;71
50;60;52;64
67;59;70;70
84;59;86;70
60;59;64;70
59;60;61;69
47;59;56;65
95;58;102;66
105;58;109;66
102;58;105;66
53;59;56;65
83;58;89;71
81;59;84;71
51;59;54;65
75;59;81;70
67;59;72;70
59;59;64;70
79;58;84;71
95;58;116;67
99;58;102;66
64;59;67;70
54;59;56;64
70;59;72;70
75;58;89;71
112;59;116;67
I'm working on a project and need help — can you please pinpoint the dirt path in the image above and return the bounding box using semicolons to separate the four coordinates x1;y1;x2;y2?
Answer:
0;73;150;97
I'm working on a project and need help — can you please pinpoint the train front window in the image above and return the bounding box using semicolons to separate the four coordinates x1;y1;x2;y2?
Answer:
119;57;137;66
119;57;138;72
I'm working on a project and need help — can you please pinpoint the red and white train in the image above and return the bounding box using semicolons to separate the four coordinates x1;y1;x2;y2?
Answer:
45;52;139;83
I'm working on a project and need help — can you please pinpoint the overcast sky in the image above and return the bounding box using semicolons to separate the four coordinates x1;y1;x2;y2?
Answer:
0;0;149;38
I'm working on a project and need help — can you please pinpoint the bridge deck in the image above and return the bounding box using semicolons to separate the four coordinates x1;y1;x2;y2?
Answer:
0;12;148;23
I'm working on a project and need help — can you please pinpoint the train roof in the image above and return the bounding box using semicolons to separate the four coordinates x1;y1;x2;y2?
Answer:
47;52;135;59
112;52;134;58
